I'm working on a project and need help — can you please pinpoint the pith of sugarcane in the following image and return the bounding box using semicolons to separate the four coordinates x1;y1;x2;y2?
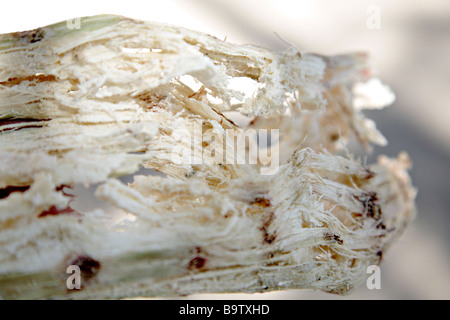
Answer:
0;15;415;299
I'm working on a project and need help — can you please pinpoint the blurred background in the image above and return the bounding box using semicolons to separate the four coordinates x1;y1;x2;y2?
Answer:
1;0;449;299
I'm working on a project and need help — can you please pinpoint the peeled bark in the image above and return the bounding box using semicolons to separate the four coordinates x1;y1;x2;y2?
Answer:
0;15;416;299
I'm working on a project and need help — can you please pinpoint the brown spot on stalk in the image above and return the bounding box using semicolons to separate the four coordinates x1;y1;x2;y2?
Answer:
261;212;276;244
69;255;101;279
188;247;206;270
252;197;271;207
0;185;30;199
263;232;276;244
0;74;56;87
38;205;75;218
365;169;375;179
0;118;47;126
324;232;344;245
0;118;51;132
330;133;340;142
189;256;206;270
56;184;74;197
376;221;386;230
30;31;44;43
11;29;45;44
138;92;166;111
354;191;382;220
249;117;258;126
38;185;77;217
211;107;238;127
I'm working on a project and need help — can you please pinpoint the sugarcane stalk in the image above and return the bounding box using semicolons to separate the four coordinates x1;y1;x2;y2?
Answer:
0;15;416;299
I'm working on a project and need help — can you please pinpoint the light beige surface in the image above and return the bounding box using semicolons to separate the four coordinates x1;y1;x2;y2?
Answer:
0;0;448;299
